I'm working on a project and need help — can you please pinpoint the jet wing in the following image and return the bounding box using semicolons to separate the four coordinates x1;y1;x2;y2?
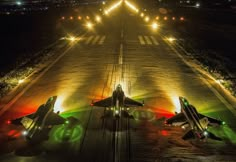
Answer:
44;112;66;126
92;97;112;107
166;113;186;125
198;113;223;126
10;113;35;125
124;97;143;107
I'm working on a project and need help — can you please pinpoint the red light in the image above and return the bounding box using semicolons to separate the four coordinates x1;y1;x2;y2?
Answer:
161;130;168;136
7;120;11;124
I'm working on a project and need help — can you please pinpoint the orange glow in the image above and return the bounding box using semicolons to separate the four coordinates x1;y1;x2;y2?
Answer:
78;16;82;20
180;17;184;21
164;16;168;20
61;16;65;20
70;16;73;20
155;16;159;20
172;17;175;20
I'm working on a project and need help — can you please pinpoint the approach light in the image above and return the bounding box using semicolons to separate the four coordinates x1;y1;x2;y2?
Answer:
95;15;101;22
86;22;93;29
18;79;24;84
172;17;176;20
140;13;144;17
78;16;82;20
61;16;65;20
70;16;73;20
222;121;226;125
115;110;119;114
104;0;122;15
196;3;200;8
144;16;150;22
155;16;159;20
167;37;176;42
152;22;158;30
164;16;168;20
125;0;139;13
180;17;185;21
69;36;76;42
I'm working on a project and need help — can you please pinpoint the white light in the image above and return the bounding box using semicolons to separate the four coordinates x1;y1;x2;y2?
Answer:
167;37;176;42
104;0;122;15
69;36;76;42
54;96;64;113
16;1;22;6
95;16;101;22
203;131;208;136
196;3;200;8
145;16;150;22
18;79;24;84
86;22;93;29
152;22;158;30
125;0;139;13
22;130;28;136
115;110;119;114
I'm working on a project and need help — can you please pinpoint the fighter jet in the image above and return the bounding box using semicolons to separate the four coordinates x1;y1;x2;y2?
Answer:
92;84;143;118
165;97;224;141
8;96;66;142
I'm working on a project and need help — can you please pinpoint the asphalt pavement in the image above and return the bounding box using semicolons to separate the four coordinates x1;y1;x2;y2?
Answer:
0;4;236;162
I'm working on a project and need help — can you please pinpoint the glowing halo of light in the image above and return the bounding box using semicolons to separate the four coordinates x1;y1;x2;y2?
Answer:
53;125;83;143
132;109;156;121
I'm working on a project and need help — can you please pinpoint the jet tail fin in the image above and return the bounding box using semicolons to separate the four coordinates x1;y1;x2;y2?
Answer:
182;130;195;140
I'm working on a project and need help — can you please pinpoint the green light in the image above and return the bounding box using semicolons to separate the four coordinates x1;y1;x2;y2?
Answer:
65;120;69;124
222;121;226;125
52;125;83;143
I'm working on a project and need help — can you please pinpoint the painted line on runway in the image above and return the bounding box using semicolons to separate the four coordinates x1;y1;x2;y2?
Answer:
0;46;73;117
119;44;123;65
138;36;145;45
92;35;100;45
144;36;152;45
85;36;93;44
98;36;106;45
150;36;159;45
163;37;236;117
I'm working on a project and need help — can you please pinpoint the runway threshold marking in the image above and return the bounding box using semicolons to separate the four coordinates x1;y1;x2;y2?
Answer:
150;36;159;45
98;36;106;45
0;46;73;116
163;37;236;117
138;36;145;45
92;36;100;45
85;36;94;44
144;36;152;45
